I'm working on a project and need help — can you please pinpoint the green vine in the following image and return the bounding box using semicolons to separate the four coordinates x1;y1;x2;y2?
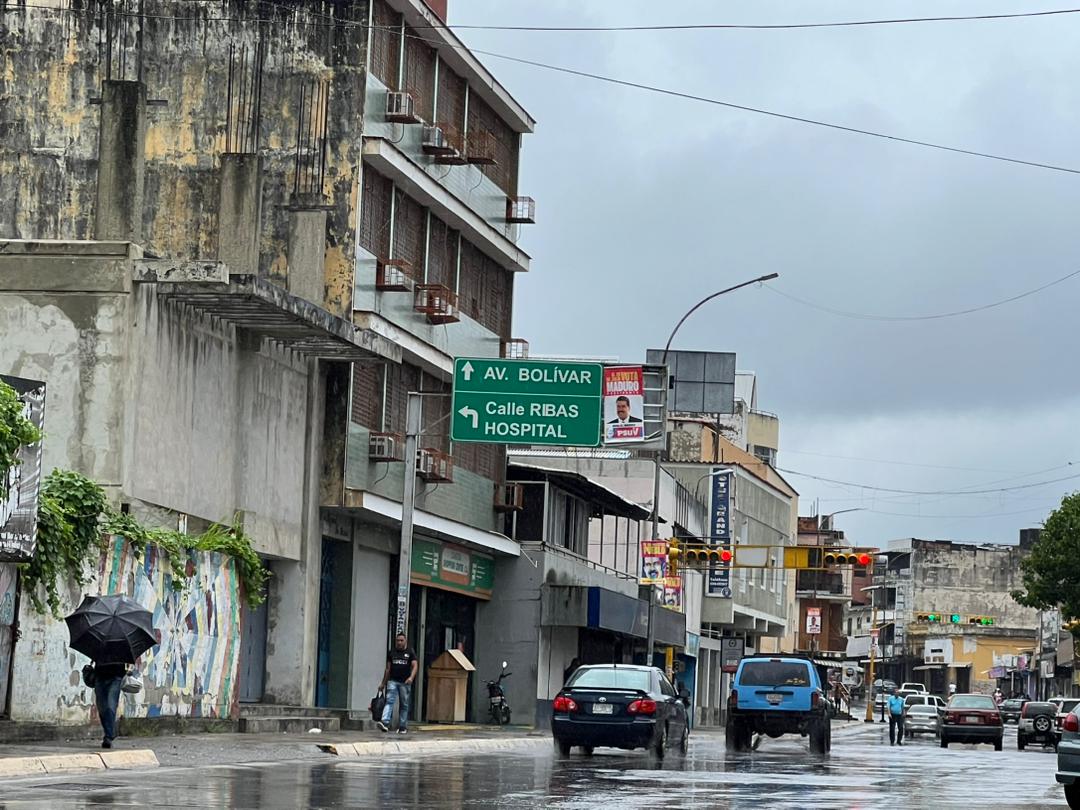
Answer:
0;380;42;483
20;470;269;617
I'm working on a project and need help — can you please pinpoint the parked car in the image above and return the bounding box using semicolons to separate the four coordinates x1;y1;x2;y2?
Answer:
726;654;832;754
939;693;1004;750
1056;705;1080;808
1000;698;1028;724
872;678;898;696
900;682;928;694
1018;701;1059;750
1052;699;1080;734
905;704;941;738
551;665;689;758
905;694;946;712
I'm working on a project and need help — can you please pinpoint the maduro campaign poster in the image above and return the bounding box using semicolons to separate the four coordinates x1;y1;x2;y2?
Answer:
603;366;645;444
662;576;683;611
639;540;669;584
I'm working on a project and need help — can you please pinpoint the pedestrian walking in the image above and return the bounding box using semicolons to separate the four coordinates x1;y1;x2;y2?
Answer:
378;633;418;734
887;688;906;745
89;660;127;749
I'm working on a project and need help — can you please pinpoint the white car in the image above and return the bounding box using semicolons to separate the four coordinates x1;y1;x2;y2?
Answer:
905;704;941;738
900;682;928;694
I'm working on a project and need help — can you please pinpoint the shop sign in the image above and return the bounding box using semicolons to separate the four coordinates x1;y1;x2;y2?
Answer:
721;637;744;673
411;537;494;599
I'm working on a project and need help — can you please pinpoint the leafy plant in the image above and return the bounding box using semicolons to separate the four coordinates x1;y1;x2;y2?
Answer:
0;379;42;484
1012;492;1080;628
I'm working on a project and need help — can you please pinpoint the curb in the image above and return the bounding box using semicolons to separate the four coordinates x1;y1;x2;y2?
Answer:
319;737;550;758
0;749;159;778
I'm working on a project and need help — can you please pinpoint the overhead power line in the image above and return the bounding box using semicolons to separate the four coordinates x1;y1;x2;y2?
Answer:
778;467;1080;495
765;268;1080;321
449;8;1080;32
465;48;1080;176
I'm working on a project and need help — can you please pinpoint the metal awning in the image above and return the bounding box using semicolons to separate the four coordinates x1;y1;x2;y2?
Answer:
142;270;400;362
508;463;654;521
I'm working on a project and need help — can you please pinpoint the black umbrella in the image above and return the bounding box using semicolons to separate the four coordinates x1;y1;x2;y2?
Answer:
65;594;157;665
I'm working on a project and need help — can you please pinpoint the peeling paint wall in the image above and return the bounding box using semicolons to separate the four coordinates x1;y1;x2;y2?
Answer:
0;0;370;316
8;535;242;724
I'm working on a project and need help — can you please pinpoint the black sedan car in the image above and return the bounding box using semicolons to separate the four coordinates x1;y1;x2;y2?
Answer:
551;664;690;758
1001;698;1028;724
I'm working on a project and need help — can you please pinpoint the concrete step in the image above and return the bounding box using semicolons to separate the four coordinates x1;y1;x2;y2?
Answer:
239;704;346;719
238;715;341;735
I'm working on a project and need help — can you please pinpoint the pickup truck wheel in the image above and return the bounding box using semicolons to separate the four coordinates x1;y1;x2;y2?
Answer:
1064;781;1080;810
809;719;828;755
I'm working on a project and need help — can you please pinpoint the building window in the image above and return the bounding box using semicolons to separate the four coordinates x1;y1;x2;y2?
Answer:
393;188;426;270
359;169;393;258
426;214;458;289
467;93;519;197
548;489;589;557
458;238;512;337
350;363;382;430
370;0;402;89
403;27;437;122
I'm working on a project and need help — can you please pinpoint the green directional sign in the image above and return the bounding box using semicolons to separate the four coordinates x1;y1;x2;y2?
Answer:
451;357;603;446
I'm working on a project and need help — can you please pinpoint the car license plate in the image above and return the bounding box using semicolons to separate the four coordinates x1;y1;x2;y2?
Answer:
963;716;981;724
592;704;614;715
766;693;783;705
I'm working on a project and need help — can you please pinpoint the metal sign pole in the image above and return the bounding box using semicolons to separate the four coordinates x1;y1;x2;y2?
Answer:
644;454;661;662
395;391;422;636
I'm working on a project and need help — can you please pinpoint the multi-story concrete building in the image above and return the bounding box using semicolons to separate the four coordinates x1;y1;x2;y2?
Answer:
845;536;1039;697
0;0;534;727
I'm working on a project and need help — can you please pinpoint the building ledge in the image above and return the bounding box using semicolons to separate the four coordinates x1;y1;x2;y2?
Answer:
796;591;851;602
362;137;530;273
142;270;401;362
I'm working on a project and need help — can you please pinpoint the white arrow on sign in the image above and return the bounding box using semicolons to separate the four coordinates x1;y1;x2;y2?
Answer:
458;406;479;429
461;361;475;381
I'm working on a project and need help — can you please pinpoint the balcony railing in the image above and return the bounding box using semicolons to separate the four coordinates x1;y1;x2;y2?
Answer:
796;571;846;596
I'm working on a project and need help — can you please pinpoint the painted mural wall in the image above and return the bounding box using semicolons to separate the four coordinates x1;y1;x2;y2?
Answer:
8;536;242;724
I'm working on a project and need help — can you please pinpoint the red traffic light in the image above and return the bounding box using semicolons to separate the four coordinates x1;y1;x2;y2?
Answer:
856;553;872;566
720;549;733;563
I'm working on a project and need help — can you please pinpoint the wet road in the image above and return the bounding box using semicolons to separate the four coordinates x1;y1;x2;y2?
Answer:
0;723;1067;809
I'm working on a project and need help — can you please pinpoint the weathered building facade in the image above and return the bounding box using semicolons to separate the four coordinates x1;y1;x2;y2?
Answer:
0;0;534;726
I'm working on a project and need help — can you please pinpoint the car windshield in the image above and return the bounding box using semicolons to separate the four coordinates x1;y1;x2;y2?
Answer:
568;668;651;691
909;705;938;715
950;695;997;709
904;696;924;705
1026;702;1055;714
1002;700;1023;708
739;661;811;687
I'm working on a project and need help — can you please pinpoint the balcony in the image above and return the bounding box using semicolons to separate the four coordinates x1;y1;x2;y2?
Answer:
796;570;848;600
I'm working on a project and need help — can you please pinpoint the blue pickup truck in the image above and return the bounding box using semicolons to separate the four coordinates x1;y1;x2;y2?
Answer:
726;654;832;753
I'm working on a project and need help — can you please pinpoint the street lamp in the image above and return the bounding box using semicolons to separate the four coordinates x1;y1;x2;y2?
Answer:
644;272;779;665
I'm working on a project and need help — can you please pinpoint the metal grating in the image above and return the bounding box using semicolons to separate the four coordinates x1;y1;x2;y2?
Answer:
151;275;393;360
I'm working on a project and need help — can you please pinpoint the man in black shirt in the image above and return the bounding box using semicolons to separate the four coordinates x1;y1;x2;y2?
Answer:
378;633;418;734
93;660;127;749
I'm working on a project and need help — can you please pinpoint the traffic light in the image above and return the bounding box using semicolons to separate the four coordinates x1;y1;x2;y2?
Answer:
683;547;733;565
916;613;941;623
667;539;680;575
949;614;962;624
969;616;995;627
823;551;867;566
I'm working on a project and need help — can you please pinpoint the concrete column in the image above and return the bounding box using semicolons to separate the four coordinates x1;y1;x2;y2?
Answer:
217;154;264;276
94;80;147;243
287;208;328;305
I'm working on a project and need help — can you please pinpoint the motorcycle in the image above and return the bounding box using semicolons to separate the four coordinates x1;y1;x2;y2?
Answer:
486;661;512;725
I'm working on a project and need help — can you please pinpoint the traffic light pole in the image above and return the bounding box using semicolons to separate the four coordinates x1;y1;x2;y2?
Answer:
864;597;878;723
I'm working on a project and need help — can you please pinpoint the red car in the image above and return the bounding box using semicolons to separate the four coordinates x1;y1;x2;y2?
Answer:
940;693;1004;750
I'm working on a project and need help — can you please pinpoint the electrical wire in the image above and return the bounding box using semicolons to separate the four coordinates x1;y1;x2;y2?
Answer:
780;448;1015;473
10;2;1080;176
855;504;1054;519
778;467;1080;495
765;269;1080;321
446;8;1080;32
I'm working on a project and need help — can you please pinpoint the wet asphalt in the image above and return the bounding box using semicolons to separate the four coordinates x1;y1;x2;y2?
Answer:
0;721;1067;809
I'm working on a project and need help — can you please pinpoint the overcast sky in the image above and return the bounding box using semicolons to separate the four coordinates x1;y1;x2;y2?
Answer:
454;0;1080;545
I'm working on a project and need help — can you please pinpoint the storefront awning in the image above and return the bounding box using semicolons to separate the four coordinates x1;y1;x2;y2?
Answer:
508;464;654;520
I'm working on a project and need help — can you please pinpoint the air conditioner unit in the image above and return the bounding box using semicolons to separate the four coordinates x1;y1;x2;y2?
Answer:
494;483;524;512
422;126;454;155
416;448;453;483
385;91;420;124
369;432;405;462
375;258;414;292
506;196;536;224
414;284;459;325
500;338;529;360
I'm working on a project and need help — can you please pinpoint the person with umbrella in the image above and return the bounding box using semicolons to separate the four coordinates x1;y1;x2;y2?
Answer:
66;594;157;749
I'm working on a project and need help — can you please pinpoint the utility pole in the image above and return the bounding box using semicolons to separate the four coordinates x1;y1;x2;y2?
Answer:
644;453;661;663
395;392;422;636
864;590;878;723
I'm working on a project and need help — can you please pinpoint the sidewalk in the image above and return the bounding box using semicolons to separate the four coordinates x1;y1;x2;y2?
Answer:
0;724;547;776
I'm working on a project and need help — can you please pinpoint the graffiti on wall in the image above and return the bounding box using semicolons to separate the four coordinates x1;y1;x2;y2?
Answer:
97;537;242;720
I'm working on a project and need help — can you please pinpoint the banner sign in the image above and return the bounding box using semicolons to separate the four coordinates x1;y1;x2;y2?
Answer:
411;537;494;599
706;469;733;598
640;540;670;584
0;376;46;563
662;576;682;611
806;607;822;635
603;366;646;444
